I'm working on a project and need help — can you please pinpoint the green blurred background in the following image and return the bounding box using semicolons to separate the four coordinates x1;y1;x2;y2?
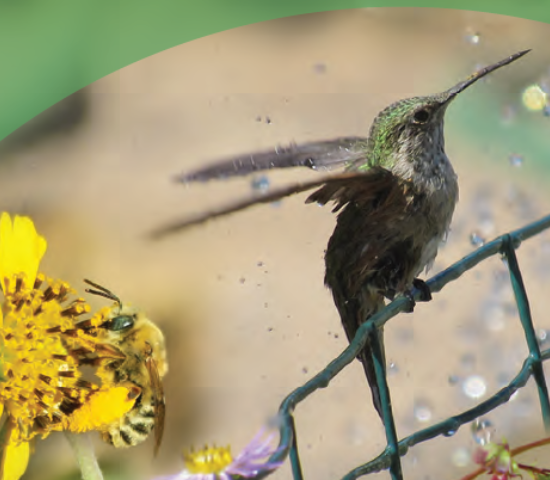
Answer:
1;5;550;480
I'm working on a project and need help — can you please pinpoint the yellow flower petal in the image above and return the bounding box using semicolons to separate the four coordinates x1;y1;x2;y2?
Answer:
0;421;30;480
63;386;138;433
0;213;47;295
0;213;14;293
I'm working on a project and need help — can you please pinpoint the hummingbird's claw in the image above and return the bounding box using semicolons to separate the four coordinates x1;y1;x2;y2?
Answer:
402;291;416;313
402;279;432;313
412;278;432;302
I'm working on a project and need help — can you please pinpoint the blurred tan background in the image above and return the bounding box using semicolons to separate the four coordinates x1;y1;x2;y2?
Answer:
1;8;550;480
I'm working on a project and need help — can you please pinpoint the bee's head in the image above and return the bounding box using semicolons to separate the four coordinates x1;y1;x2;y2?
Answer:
103;306;137;332
84;279;137;333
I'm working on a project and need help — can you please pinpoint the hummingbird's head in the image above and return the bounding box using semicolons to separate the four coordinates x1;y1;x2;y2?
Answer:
362;49;530;186
365;94;456;180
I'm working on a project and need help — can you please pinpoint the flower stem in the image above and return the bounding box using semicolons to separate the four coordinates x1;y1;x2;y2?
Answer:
512;436;550;456
65;432;104;480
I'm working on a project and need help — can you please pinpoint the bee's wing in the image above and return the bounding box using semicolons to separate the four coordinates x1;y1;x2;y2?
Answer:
176;137;369;183
150;171;364;239
145;356;165;457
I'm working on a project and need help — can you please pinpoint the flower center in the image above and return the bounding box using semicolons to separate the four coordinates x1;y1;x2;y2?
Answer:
0;272;103;441
183;445;233;474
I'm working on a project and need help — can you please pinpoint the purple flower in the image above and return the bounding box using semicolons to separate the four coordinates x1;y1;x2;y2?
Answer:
155;428;284;480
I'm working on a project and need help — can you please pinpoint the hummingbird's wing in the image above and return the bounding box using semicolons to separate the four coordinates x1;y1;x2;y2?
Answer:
306;166;397;213
176;137;368;183
149;171;364;238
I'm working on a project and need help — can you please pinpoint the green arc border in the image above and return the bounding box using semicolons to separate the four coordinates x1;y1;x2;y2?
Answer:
0;1;548;142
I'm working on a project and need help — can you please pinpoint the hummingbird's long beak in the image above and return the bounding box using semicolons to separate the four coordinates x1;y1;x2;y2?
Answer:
443;49;530;101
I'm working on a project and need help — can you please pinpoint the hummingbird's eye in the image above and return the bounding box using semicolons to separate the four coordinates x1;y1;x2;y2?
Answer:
413;109;430;124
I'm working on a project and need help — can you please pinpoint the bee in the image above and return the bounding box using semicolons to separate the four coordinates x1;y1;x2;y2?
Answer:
83;279;168;455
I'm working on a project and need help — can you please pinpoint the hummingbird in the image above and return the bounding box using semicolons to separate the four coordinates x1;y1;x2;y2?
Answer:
151;50;529;420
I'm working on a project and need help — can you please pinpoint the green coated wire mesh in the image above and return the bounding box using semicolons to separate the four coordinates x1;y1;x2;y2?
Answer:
260;213;550;480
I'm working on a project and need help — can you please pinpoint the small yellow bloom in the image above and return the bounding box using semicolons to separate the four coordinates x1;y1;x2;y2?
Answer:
184;445;233;474
0;213;137;480
155;428;283;480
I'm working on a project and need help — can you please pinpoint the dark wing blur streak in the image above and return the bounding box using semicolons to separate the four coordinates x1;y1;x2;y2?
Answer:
176;137;368;183
150;172;363;238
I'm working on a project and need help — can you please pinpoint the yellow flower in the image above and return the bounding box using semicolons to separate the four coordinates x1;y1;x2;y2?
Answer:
0;214;46;298
0;213;136;480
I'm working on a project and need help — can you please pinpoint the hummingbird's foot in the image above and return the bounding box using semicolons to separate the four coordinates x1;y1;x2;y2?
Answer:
402;279;432;313
402;291;416;313
412;278;432;302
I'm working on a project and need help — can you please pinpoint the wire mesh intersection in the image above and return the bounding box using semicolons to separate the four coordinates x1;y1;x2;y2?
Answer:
262;213;550;480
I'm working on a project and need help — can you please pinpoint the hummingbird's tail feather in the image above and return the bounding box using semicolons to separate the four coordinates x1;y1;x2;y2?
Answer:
356;292;386;421
360;328;386;420
330;279;387;420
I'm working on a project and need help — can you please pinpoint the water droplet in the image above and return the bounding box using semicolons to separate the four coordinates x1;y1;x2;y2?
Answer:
496;371;512;388
448;374;460;385
347;423;368;446
464;30;481;45
404;453;419;467
473;64;490;83
477;215;496;237
395;326;414;343
313;63;327;74
512;395;533;416
460;353;477;371
255;116;272;124
471;418;495;445
452;447;471;467
470;232;485;247
387;362;399;376
413;399;433;422
482;303;506;332
522;84;547;111
462;375;487;399
443;428;457;437
251;175;270;194
501;104;516;125
502;302;517;318
537;329;550;348
509;154;524;167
